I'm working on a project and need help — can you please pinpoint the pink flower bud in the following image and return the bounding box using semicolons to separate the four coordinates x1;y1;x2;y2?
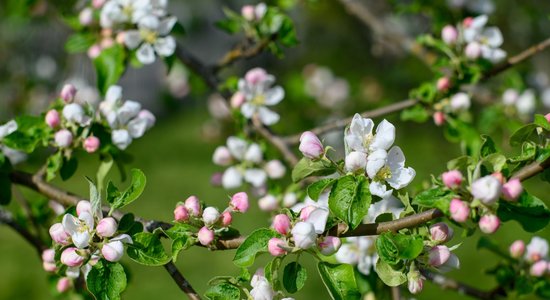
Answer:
407;268;424;294
230;92;246;109
502;178;523;201
509;240;525;258
299;205;317;221
55;129;73;148
449;199;469;223
174;205;189;222
42;249;55;263
83;136;100;153
202;207;220;226
436;77;451;91
49;223;70;245
318;236;341;256
258;194;279;212
465;42;481;59
430;222;454;243
212;146;232;166
221;211;232;227
184;196;201;217
45;110;60;128
230;192;249;213
87;44;102;59
61;247;84;267
245;68;268;85
79;7;93;26
102;241;124;262
43;261;57;272
198;226;214;246
241;5;256;21
96;217;118;237
433;111;446;126
463;17;473;27
299;131;324;159
76;200;92;217
492;172;505;184
272;214;291;235
56;277;72;293
530;260;548;277
60;84;77;103
429;245;451;267
92;0;105;8
268;238;287;256
210;172;223;186
441;25;458;45
265;160;286;179
100;37;114;49
442;170;463;189
479;214;500;234
545;113;550;123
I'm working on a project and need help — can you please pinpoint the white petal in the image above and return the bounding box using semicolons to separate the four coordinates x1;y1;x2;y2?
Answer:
482;27;503;47
222;167;243;189
62;214;79;235
471;15;488;29
387;146;405;171
257;107;280;125
366;149;387;179
158;16;177;35
263;86;284;106
138;15;160;31
307;207;329;234
0;120;18;139
127;118;148;138
117;100;141;125
227;136;247;160
105;85;123;105
244;168;267;187
240;103;256;118
111;233;133;244
66;267;80;279
154;36;176;57
387;167;415;190
136;43;156;65
344;135;365;153
79;211;94;229
244;143;263;163
112;129;133;150
370;120;395;151
124;30;142;50
369;181;392;199
72;231;90;249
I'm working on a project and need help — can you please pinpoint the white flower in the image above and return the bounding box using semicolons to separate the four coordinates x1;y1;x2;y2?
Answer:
0;120;26;165
471;175;501;205
515;90;536;116
291;222;317;249
450;92;471;112
367;147;416;199
0;120;17;139
250;269;275;300
112;129;133;150
219;137;268;189
344;114;395;154
264;160;286;179
124;15;177;64
335;236;378;275
525;236;549;262
62;103;91;126
364;195;404;223
100;0;153;28
62;212;95;249
463;15;506;62
239;68;284;126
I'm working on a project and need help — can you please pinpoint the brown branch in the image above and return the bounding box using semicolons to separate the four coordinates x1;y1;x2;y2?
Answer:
252;116;299;166
0;207;47;254
391;286;402;300
215;39;272;71
422;269;505;300
164;262;202;300
512;156;550;182
174;43;220;92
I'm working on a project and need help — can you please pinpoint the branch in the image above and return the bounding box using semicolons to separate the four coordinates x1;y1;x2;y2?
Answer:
174;43;220;93
422;269;505;300
164;261;202;300
252;116;299;166
215;38;272;71
512;157;550;182
0;207;47;254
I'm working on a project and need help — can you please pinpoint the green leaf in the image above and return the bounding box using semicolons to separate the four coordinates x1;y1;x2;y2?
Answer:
85;177;102;219
374;259;407;287
126;232;170;266
447;156;474;172
510;124;538;147
534;114;550;131
482;153;507;173
65;33;96;53
170;235;194;262
480;135;497;157
94;45;126;95
508;142;536;163
307;178;336;200
164;222;197;262
328;175;371;229
107;169;146;211
291;157;337;183
317;262;361;300
283;262;307;294
497;192;550;232
60;156;78;181
265;257;283;290
233;228;278;267
86;260;127;300
205;283;241;300
400;105;429;123
376;232;424;265
277;16;298;47
0;171;11;205
46;152;63;181
413;187;453;213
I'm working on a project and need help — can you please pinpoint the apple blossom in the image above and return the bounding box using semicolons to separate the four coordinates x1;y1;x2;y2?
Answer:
221;211;232;227
268;238;287;257
367;147;416;199
433;111;446;126
56;277;72;293
515;90;536;116
462;15;506;62
230;92;246;108
83;136;100;153
471;175;502;205
502;178;523;201
441;25;458;44
63;103;91;126
525;237;548;262
61;247;85;267
250;269;275;300
335;236;378;275
45;110;60;128
430;222;454;243
302;207;329;234
530;260;548;277
102;241;125;262
218;137;270;189
264;160;286;179
299;205;316;221
49;223;70;245
174;205;189;222
123;15;177;64
184;196;201;217
464;42;482;59
479;214;500;234
502;89;519;105
318;236;341;256
79;7;93;26
407;266;424;294
198;226;214;246
272;214;291;235
55;129;73;148
450;92;471;112
437;77;451;91
365;195;404;223
230;192;249;213
241;5;256;21
299;131;324;159
42;249;57;272
345;114;395;153
96;217;118;238
238;68;284;125
345;151;367;172
87;44;102;59
258;194;279;212
62;212;95;249
442;170;463;189
76;200;92;217
509;240;525;258
449;199;469;222
60;84;77;103
213;146;232;166
429;245;451;267
202;207;220;226
291;221;317;249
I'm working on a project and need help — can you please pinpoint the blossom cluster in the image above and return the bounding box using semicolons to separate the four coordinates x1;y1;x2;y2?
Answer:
46;200;132;291
501;88;537;119
249;269;294;300
79;0;178;64
441;169;523;233
173;192;249;246
509;237;550;277
303;64;350;109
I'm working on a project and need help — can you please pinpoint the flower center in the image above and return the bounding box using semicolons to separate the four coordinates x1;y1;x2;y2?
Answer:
122;5;135;19
252;94;266;105
141;29;158;44
375;166;392;181
362;133;373;149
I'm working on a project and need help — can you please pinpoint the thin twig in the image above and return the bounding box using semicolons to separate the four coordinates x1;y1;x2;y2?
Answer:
252;116;299;166
164;261;202;300
0;207;47;254
512;157;550;182
215;39;272;71
174;43;220;92
422;269;505;300
391;286;402;300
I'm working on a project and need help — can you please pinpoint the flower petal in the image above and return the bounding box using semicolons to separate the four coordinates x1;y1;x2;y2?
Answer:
387;166;416;190
158;16;177;36
154;36;176;57
370;119;395;151
366;149;387;179
136;43;156;65
263;86;285;106
244;168;267;187
0;120;17;139
240;102;256;118
222;167;243;189
369;181;393;199
124;30;142;50
257;107;280;125
62;214;79;235
227;136;247;160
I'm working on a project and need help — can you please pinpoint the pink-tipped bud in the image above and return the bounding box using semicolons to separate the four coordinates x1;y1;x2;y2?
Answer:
56;277;72;293
245;68;268;85
407;267;424;294
509;240;525;258
83;136;100;153
76;200;92;217
230;92;246;109
184;196;201;217
437;77;451;92
79;7;93;26
268;238;287;257
265;160;286;179
545;113;550;123
87;44;102;59
258;194;279;212
449;199;470;223
272;214;291;235
433;111;446;126
502;178;523;201
101;241;124;262
212;146;232;166
198;226;214;246
463;17;473;27
174;205;189;222
60;84;77;103
465;42;481;59
42;249;57;272
55;129;73;148
221;211;232;227
60;247;84;267
441;25;458;45
530;260;548;277
442;170;463;189
202;207;220;226
299;205;317;221
318;236;341;256
96;217;118;238
492;172;505;184
43;261;57;272
92;0;105;8
45;110;60;128
49;223;70;245
479;214;500;234
299;131;324;159
429;245;451;267
230;192;249;213
430;222;454;243
241;5;256;21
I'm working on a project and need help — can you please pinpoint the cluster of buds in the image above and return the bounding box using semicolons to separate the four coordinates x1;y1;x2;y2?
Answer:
501;88;537;119
173;192;249;246
46;200;132;291
257;191;299;212
213;136;286;193
45;84;100;153
77;0;177;64
509;237;550;277
241;3;267;23
442;170;523;234
431;92;472;126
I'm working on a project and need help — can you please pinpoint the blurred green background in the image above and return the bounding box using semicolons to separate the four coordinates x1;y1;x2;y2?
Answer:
1;0;550;299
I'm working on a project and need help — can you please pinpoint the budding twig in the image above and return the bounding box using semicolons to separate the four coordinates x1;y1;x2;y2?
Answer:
164;261;202;300
215;38;273;71
421;269;505;300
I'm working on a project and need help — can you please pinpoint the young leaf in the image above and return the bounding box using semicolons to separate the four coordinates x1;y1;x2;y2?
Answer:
480;135;497;157
107;169;146;211
376;232;424;265
374;259;407;287
413;187;453;213
283;262;307;293
86;260;127;300
317;262;361;300
497;192;550;232
291;157;337;183
126;232;170;266
85;177;102;219
233;228;278;267
60;156;78;181
205;283;241;300
328;175;371;229
307;178;336;200
94;45;126;95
